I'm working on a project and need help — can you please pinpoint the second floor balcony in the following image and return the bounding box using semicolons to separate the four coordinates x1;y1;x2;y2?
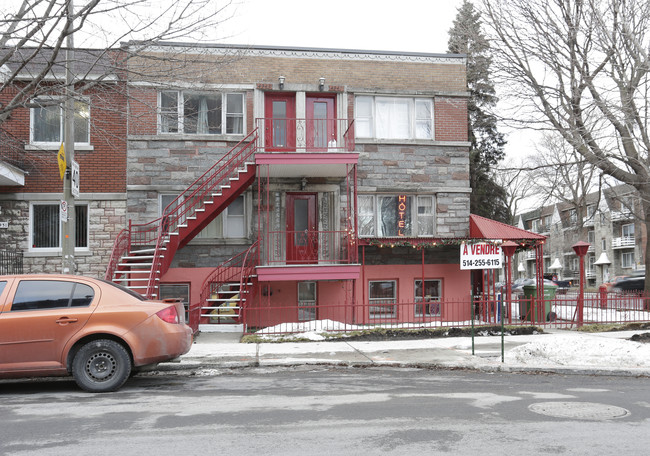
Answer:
256;118;355;154
612;236;635;249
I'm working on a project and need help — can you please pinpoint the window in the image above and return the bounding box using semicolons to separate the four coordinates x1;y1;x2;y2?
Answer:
159;91;244;135
160;194;246;239
414;279;441;317
31;98;90;144
622;224;634;238
159;284;189;324
11;280;94;311
30;203;88;250
587;205;596;218
622;252;634;268
566;209;578;225
298;282;317;321
358;194;435;237
532;219;541;232
588;230;595;244
369;280;396;319
355;96;433;140
602;239;607;250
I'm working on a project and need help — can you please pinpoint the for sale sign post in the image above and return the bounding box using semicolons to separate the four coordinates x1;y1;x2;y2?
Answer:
460;242;503;270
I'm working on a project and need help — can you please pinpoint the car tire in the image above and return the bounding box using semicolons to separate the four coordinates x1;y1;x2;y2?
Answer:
72;339;132;393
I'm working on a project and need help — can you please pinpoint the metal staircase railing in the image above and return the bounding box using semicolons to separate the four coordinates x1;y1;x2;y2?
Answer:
105;130;258;298
194;241;259;330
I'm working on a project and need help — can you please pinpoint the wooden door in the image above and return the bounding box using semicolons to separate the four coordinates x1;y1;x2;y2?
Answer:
265;94;296;151
286;193;318;264
306;96;336;151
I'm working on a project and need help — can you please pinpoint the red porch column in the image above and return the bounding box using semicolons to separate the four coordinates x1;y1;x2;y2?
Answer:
572;241;590;327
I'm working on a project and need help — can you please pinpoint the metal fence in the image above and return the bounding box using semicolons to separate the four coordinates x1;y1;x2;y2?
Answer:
243;291;650;336
0;249;23;275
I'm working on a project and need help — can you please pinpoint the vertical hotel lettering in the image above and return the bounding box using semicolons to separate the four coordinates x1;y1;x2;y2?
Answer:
398;195;407;236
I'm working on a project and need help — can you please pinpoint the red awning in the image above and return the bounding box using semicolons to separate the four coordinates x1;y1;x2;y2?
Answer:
469;214;545;241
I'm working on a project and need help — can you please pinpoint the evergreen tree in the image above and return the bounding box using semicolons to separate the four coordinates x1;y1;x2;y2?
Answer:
448;0;509;222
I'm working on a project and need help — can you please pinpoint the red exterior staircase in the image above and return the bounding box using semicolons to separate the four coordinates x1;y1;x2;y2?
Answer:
105;131;258;299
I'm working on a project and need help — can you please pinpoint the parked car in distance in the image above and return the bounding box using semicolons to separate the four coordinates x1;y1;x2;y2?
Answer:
511;278;558;296
0;274;193;392
612;270;646;294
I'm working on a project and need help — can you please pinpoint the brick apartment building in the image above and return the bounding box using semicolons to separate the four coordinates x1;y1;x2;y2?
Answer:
105;43;477;331
0;49;127;278
3;43;536;332
515;184;646;286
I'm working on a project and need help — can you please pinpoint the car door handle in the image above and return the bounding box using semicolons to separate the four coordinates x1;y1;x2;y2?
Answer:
56;317;79;325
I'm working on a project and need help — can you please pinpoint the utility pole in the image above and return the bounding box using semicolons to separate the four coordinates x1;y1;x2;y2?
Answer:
62;0;76;274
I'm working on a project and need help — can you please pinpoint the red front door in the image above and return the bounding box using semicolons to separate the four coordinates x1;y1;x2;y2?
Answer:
306;95;336;151
265;94;296;151
286;193;318;264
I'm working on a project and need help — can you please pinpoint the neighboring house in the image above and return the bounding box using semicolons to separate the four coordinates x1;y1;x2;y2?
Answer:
515;184;646;286
108;42;475;331
0;48;127;277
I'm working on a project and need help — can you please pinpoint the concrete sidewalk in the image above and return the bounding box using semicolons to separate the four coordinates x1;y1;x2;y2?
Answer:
162;328;650;377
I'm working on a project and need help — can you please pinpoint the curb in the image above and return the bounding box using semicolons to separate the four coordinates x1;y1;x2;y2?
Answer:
155;357;650;378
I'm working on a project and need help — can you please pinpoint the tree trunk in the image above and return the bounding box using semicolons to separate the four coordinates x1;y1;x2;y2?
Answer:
643;195;650;310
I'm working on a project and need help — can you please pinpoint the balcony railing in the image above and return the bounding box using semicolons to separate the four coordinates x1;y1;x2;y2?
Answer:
612;236;635;249
255;118;355;153
261;230;357;266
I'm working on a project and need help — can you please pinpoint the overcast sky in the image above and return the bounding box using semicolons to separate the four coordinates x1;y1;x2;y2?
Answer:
220;0;465;54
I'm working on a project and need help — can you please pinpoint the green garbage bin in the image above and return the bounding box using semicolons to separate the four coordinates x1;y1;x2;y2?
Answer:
521;282;558;321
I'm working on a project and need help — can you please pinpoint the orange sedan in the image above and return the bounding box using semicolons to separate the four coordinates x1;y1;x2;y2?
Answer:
0;274;193;392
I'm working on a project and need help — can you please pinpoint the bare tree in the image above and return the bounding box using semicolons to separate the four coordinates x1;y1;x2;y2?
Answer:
529;132;602;228
481;0;650;295
0;0;234;125
494;159;535;224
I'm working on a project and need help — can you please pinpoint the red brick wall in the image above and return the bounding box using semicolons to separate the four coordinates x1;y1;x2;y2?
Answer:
0;82;127;193
435;97;468;142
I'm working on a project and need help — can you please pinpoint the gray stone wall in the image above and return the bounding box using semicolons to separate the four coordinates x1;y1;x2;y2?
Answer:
0;198;126;278
356;142;470;238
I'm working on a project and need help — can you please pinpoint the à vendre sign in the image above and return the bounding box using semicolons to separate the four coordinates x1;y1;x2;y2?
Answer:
460;242;503;270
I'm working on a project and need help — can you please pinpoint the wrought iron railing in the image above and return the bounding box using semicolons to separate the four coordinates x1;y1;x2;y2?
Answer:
0;249;23;274
255;118;355;152
104;130;258;295
261;230;358;266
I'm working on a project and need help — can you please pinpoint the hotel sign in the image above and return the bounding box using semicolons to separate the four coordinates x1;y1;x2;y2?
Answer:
460;242;503;270
397;195;407;236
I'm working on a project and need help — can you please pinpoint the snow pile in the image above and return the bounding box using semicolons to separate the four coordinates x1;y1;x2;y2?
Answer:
253;319;366;341
505;335;650;368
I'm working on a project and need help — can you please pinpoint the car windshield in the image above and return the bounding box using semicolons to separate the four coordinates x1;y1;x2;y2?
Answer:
99;279;146;301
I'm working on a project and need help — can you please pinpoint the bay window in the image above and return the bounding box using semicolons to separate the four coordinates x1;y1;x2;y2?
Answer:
31;98;90;145
355;96;433;140
159;90;244;135
359;194;435;237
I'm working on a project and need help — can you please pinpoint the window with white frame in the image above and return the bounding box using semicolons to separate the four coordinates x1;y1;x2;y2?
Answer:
588;230;595;244
369;280;396;319
414;279;441;317
358;194;434;237
622;224;634;238
622;252;634;268
160;193;246;239
30;203;88;250
298;282;317;321
30;98;90;145
355;96;433;140
159;91;244;135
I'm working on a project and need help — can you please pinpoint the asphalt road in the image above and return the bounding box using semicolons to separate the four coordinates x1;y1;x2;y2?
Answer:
2;366;650;455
